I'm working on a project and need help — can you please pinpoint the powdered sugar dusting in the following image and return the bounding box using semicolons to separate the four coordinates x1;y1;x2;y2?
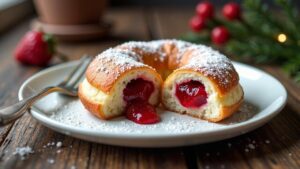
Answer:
178;45;235;88
93;48;154;79
92;39;236;90
49;100;257;135
119;39;193;63
106;40;236;89
96;48;146;69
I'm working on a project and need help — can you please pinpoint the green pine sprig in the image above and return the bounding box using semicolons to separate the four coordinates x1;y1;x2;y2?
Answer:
181;0;300;84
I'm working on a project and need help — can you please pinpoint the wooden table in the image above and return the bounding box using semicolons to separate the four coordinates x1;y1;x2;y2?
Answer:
0;7;299;169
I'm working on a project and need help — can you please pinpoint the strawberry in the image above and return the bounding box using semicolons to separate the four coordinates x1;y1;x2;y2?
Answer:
14;31;55;66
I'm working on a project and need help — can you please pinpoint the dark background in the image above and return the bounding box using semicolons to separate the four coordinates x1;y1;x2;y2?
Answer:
109;0;300;7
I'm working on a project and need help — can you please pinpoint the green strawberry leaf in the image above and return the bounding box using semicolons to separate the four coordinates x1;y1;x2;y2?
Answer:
43;33;56;55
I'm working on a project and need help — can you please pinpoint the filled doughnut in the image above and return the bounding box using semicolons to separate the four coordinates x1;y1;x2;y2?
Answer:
78;40;243;124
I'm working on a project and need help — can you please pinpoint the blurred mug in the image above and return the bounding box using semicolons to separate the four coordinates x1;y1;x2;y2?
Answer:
34;0;107;25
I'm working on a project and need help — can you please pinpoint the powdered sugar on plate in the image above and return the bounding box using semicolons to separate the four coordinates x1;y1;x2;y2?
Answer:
49;99;257;135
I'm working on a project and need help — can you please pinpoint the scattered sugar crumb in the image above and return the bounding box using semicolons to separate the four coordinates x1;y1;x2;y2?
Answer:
47;158;55;164
70;166;76;169
248;144;255;149
13;146;34;160
56;142;63;148
57;149;62;154
265;140;270;144
288;153;292;156
245;148;249;152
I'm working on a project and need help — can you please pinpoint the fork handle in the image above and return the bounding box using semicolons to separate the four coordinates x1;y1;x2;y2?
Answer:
0;87;60;126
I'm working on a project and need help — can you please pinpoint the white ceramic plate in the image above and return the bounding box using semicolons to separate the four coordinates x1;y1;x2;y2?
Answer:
18;61;287;147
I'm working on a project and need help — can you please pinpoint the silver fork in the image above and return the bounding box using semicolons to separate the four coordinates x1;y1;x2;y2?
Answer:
0;56;93;126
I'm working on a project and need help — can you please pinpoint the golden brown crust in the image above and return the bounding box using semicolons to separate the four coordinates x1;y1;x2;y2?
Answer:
79;84;125;120
117;45;170;79
86;41;239;95
85;56;135;93
87;64;162;92
80;66;163;119
86;47;165;94
161;41;239;94
196;67;239;95
207;97;244;122
178;49;239;95
161;96;244;122
78;84;105;119
172;68;239;96
162;69;243;122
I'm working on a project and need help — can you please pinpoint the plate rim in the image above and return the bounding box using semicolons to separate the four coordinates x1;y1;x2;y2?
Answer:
18;61;287;141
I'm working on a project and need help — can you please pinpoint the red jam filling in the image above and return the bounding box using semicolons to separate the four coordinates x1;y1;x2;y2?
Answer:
123;78;160;124
123;78;154;103
175;80;208;108
125;100;160;124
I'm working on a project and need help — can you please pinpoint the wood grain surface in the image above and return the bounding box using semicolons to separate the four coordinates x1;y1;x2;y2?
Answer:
0;7;299;169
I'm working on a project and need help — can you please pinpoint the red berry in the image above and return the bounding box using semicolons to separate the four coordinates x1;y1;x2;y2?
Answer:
14;31;54;66
196;1;214;19
211;26;230;45
125;100;160;124
222;2;241;20
189;16;206;32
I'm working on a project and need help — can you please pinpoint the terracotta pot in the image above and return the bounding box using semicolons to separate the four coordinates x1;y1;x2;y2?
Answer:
33;0;107;25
